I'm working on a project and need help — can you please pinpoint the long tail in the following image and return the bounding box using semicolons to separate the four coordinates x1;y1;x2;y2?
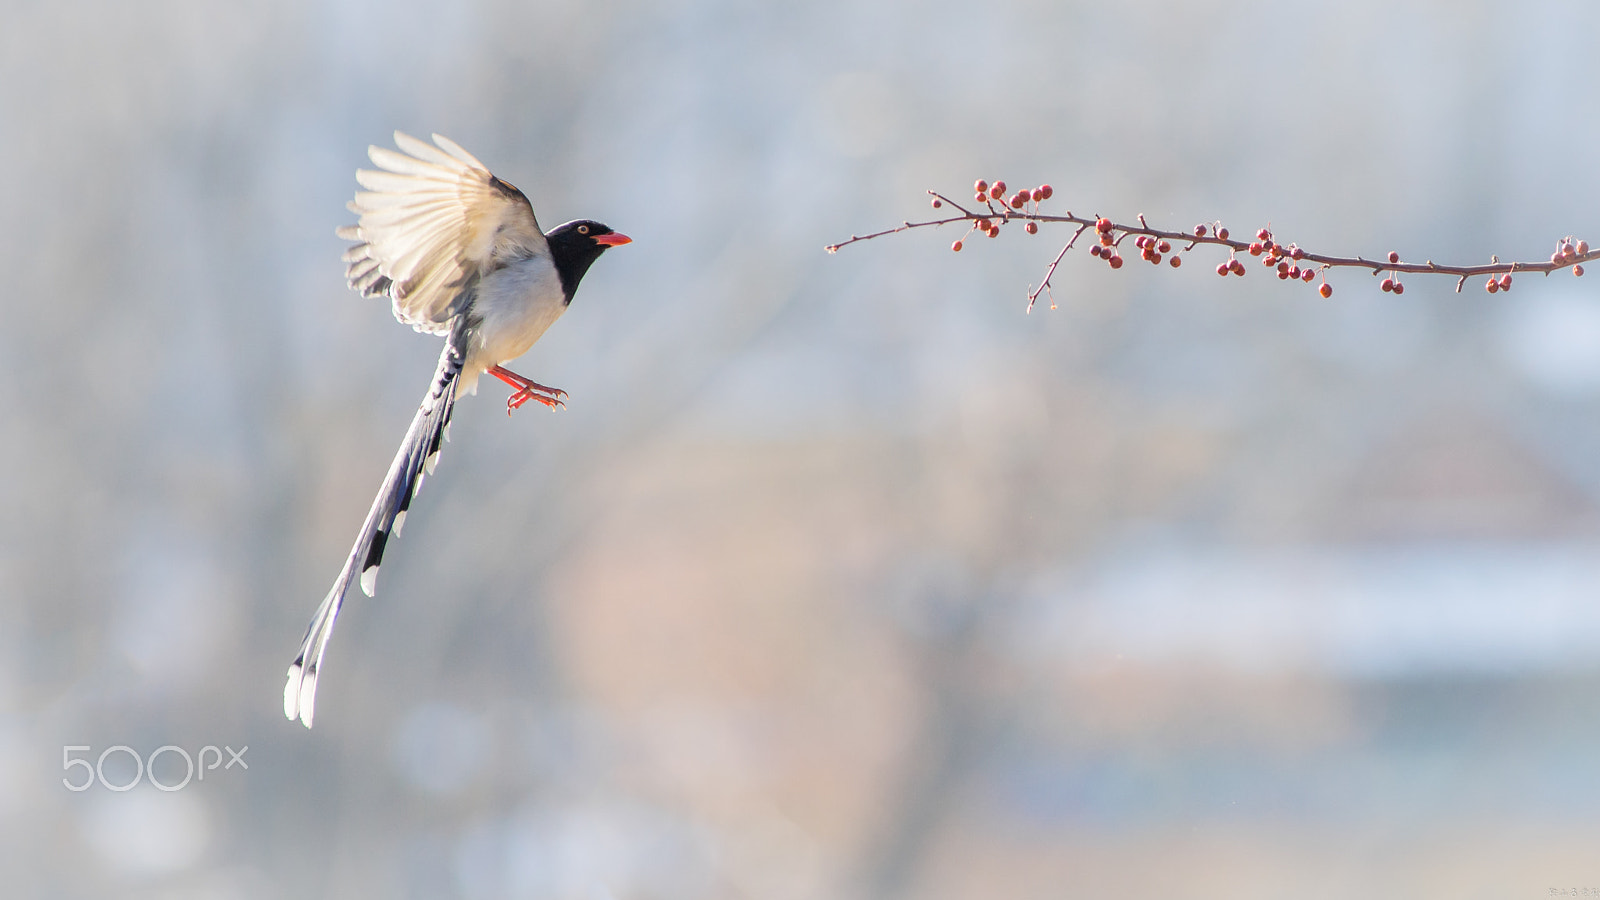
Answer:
284;321;469;727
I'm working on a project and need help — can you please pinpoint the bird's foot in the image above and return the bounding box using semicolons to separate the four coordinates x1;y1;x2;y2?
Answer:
507;386;566;414
491;365;567;416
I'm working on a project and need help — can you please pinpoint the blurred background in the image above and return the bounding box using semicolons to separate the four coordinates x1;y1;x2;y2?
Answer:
5;0;1600;897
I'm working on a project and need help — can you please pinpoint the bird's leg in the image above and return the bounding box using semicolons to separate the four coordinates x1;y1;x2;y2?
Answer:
489;365;567;414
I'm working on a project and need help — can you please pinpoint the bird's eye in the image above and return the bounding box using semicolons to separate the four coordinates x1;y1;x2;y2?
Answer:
578;225;589;234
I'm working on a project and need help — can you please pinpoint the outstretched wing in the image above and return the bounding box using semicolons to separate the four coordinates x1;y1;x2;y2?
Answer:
337;132;548;334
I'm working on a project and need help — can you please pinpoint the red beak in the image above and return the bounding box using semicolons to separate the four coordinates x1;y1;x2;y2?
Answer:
593;232;632;247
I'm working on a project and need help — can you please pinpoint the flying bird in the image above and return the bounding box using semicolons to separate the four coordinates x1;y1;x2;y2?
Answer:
285;132;630;728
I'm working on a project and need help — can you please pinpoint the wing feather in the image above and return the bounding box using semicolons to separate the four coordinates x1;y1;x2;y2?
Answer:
392;130;470;169
429;132;491;171
338;132;547;333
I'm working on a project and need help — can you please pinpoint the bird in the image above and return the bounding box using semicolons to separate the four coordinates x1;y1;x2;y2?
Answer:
284;132;630;728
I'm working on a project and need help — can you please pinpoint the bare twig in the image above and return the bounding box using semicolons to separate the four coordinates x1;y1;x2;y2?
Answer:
1026;222;1089;313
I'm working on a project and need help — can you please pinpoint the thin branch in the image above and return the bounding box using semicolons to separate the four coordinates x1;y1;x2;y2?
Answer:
829;183;1597;302
1026;222;1089;313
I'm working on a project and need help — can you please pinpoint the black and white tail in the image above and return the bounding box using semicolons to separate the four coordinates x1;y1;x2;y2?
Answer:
284;322;469;727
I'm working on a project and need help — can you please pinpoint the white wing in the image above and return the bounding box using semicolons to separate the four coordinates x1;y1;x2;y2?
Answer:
337;132;548;334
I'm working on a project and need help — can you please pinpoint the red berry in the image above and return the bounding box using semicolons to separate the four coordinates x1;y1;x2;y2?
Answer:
1090;244;1103;257
1381;278;1395;292
1499;274;1512;290
1392;282;1405;295
1231;259;1246;275
1026;221;1038;234
932;198;942;209
1170;255;1182;268
1291;247;1305;260
1486;278;1499;293
1157;241;1171;253
1135;236;1149;249
1288;265;1301;279
952;240;963;252
976;193;987;203
1217;263;1229;276
1319;283;1333;298
1096;217;1113;232
1249;242;1264;256
1039;184;1053;200
1109;254;1124;269
1150;253;1163;265
975;180;988;194
988;226;1000;238
1217;227;1229;240
1100;233;1113;246
1301;268;1315;282
1579;240;1590;255
1030;188;1043;202
1278;269;1290;280
1257;228;1271;241
1194;225;1207;238
1576;265;1586;277
1387;251;1400;264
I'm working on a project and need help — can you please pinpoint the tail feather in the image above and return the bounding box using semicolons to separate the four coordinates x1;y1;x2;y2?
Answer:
284;322;468;728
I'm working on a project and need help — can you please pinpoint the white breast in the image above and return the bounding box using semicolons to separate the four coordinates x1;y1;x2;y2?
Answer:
457;253;568;396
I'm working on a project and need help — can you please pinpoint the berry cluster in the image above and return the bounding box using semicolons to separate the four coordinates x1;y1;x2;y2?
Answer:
968;178;1054;211
1375;250;1405;295
1087;217;1125;268
1213;257;1246;277
1134;235;1177;266
1552;237;1589;277
948;179;1055;252
1245;228;1328;295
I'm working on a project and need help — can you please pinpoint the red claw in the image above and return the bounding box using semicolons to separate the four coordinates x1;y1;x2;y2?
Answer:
490;365;567;415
